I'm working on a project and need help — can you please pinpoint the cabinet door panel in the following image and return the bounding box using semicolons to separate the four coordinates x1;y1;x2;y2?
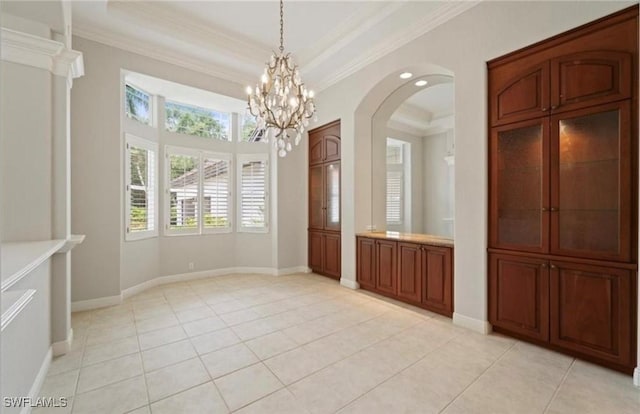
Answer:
323;233;341;279
423;246;452;313
491;62;550;126
550;101;631;261
551;51;632;113
376;240;397;295
357;237;376;289
308;231;324;273
397;243;422;303
489;253;549;341
325;135;341;163
550;261;632;366
324;162;341;231
309;133;324;165
309;165;324;230
490;119;549;252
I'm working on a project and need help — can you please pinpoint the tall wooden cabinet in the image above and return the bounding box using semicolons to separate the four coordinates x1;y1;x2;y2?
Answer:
308;120;341;279
488;7;638;373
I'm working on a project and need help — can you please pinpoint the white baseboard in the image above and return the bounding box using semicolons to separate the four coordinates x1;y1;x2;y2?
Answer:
71;294;122;312
75;266;314;311
634;367;640;388
340;278;360;290
22;346;52;414
453;312;492;334
52;329;73;356
277;266;311;276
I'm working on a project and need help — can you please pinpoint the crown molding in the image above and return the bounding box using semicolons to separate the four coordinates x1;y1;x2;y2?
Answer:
313;1;481;91
298;2;404;74
106;1;272;66
73;24;254;87
1;28;84;82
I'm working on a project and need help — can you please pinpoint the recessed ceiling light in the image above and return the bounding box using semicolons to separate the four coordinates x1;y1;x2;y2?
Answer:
415;80;428;87
399;72;413;79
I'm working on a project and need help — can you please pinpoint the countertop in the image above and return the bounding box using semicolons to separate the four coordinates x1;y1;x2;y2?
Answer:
357;232;454;247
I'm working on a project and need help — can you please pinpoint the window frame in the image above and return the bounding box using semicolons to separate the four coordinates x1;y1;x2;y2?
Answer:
237;153;269;233
164;146;234;236
124;134;158;241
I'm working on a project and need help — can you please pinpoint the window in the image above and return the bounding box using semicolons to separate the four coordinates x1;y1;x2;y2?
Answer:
386;139;404;225
125;134;157;240
165;146;232;235
240;113;266;142
238;154;268;232
125;84;152;125
165;101;231;141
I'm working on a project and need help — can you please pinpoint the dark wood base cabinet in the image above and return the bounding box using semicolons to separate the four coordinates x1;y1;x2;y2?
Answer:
357;235;454;317
309;230;341;279
488;7;638;375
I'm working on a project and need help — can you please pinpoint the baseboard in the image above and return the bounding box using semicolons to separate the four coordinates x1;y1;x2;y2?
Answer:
75;266;314;311
21;346;52;414
340;278;360;290
453;312;492;334
52;329;73;356
277;266;311;276
71;294;122;312
634;366;640;387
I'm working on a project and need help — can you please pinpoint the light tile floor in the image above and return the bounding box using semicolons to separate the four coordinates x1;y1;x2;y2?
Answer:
35;273;640;414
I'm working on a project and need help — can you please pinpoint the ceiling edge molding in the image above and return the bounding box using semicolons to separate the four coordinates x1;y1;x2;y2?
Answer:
73;25;254;87
314;0;481;91
1;28;84;82
106;1;272;65
298;2;404;73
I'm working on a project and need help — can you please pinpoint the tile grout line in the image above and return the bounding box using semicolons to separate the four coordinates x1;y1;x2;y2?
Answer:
542;358;576;414
437;340;519;413
331;331;468;413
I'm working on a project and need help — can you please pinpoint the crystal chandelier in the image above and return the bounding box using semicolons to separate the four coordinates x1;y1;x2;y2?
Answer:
246;0;316;157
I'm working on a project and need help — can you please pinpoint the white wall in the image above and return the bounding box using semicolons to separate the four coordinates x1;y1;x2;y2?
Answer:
71;36;304;301
307;1;636;330
422;130;454;238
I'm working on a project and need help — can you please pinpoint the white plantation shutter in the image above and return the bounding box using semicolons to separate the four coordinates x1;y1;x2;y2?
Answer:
125;135;157;240
167;149;200;233
238;154;268;231
386;168;403;225
203;154;232;231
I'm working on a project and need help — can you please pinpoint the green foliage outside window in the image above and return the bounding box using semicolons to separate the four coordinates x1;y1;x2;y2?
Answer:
166;101;230;140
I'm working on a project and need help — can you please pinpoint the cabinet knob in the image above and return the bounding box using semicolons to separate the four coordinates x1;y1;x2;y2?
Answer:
541;107;548;112
551;105;558;110
541;263;548;268
550;264;557;269
550;207;558;212
542;207;548;212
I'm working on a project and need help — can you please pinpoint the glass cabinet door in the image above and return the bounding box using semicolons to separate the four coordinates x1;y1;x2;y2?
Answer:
550;101;631;261
309;165;324;230
490;119;549;252
324;161;341;231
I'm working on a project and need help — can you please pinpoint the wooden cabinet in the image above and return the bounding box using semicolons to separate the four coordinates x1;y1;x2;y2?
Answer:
423;246;453;314
488;7;637;374
375;239;397;295
550;261;633;367
489;253;550;342
308;121;341;279
356;235;454;316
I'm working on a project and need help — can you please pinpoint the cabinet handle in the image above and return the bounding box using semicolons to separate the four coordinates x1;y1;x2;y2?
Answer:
551;105;558;110
541;107;548;112
550;264;557;269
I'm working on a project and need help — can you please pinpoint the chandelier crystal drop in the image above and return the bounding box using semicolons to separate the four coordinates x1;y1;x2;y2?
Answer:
246;0;316;158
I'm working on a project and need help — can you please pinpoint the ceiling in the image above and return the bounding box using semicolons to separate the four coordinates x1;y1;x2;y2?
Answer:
72;1;479;91
389;81;455;136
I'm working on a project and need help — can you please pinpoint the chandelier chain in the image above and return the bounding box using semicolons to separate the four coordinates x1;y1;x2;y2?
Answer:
279;0;284;52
